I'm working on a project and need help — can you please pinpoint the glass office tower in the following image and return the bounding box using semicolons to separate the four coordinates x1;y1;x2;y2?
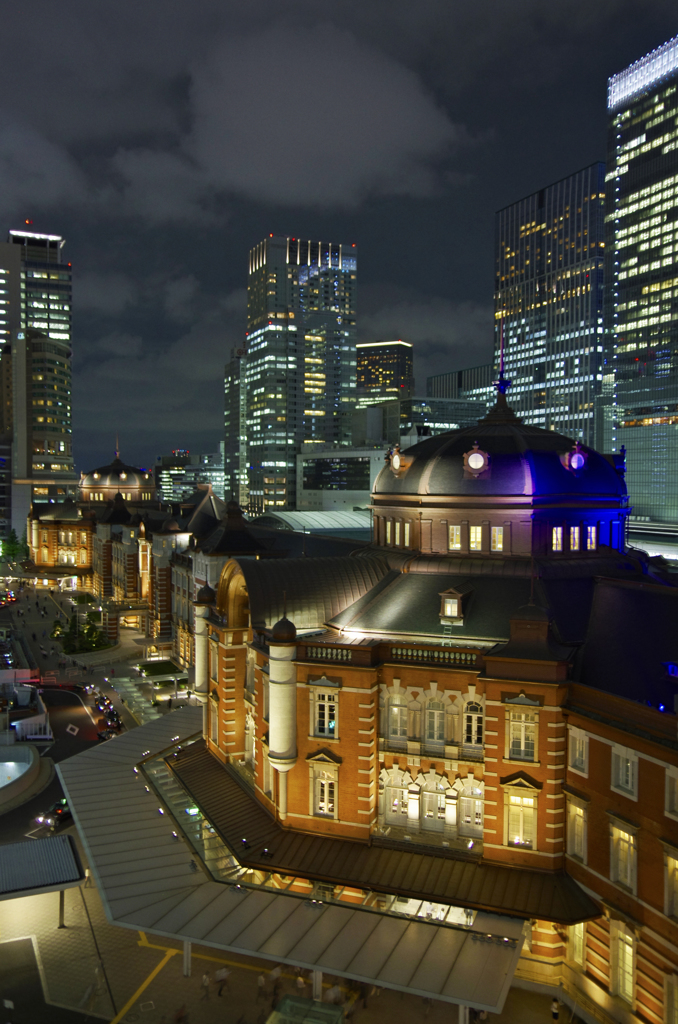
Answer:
495;164;606;443
235;236;357;512
0;229;76;535
603;35;678;522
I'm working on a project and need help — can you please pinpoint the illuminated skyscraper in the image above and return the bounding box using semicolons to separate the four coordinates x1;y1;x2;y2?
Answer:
230;236;357;511
602;36;678;521
0;229;76;536
495;164;606;443
356;340;414;402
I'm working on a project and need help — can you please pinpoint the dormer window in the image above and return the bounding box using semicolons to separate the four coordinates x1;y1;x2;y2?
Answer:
439;584;471;625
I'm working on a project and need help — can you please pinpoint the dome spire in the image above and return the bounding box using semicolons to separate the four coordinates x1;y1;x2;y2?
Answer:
484;314;520;423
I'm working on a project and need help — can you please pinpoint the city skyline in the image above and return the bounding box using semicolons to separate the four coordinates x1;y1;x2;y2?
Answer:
1;3;676;470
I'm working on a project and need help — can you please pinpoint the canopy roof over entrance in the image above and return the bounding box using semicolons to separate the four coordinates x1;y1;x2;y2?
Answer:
0;834;83;901
58;708;527;1012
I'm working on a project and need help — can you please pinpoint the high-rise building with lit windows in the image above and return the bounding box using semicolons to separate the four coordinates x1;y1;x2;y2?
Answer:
495;164;606;444
0;229;76;536
356;340;414;402
229;235;357;511
602;36;678;522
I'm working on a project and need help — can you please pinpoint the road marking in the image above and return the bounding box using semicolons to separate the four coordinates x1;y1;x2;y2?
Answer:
66;724;79;736
108;948;177;1024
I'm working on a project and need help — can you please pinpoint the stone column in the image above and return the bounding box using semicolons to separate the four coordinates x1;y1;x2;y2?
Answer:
267;617;298;822
193;584;215;736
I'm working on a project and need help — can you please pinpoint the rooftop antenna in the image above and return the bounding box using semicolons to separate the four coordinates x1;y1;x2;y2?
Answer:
282;590;287;619
494;314;511;396
115;433;120;459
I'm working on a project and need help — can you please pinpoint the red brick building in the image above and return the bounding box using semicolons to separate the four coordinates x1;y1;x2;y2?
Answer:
174;394;678;1024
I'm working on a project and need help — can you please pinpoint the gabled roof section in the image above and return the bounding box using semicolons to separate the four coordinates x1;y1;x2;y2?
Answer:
185;487;227;538
235;555;391;630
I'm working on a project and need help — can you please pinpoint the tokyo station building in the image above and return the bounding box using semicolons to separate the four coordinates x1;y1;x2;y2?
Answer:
62;389;678;1021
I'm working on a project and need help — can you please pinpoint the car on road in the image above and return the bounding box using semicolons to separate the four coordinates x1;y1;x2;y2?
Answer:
97;729;118;741
95;696;112;711
104;708;121;729
35;798;72;831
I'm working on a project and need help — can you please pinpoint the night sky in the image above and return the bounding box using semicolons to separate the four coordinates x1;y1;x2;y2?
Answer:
3;1;677;472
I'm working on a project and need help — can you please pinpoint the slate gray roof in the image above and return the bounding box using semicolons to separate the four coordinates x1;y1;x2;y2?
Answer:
235;555;391;630
0;834;83;900
57;707;528;1012
330;573;534;642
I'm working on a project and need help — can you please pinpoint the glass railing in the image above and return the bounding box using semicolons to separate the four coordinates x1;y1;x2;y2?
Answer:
140;742;495;937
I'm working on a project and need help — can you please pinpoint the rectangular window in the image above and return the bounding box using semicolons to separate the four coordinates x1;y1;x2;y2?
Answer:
209;701;218;744
316;777;335;816
385;520;392;544
613;927;634;1004
491;526;503;552
586;525;597;550
443;597;459;618
552;526;563;551
569;728;588;775
403;521;410;547
666;769;678;819
448;524;461;550
611;825;636;891
570;922;585;966
568;802;586;861
394;520;401;546
469;525;482;550
507;793;535;848
611;745;638;800
570;525;580;551
316;692;337;738
389;703;408;739
508;711;536;761
667;853;678;918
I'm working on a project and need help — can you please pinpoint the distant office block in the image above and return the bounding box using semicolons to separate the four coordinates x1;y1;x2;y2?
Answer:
495;163;605;443
426;364;494;404
356;340;414;401
602;35;678;521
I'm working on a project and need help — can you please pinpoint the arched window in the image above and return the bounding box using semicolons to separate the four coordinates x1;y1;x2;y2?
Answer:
459;781;484;838
385;770;409;826
41;546;49;563
464;701;483;750
420;775;447;833
425;700;445;752
388;696;408;749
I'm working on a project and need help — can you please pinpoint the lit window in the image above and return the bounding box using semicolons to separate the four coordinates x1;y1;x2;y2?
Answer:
403;521;410;547
491;526;503;551
209;700;218;743
425;700;445;749
448;524;461;550
570;922;585;966
394;520;401;546
385;520;392;544
388;697;408;745
570;526;580;551
464;701;483;748
611;745;638;800
666;769;678;820
611;823;636;891
552;526;563;551
569;727;589;775
508;711;536;761
443;597;459;618
666;850;678;918
612;924;634;1003
507;793;535;848
315;692;337;738
586;525;597;550
469;525;482;551
567;800;587;861
315;774;335;817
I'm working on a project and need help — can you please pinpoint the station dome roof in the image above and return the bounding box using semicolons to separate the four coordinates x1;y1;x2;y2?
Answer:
80;456;153;492
372;397;626;502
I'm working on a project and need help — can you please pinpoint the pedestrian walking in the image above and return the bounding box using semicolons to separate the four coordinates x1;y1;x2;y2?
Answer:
296;973;306;997
83;867;92;888
257;974;267;1001
215;966;231;996
200;971;210;1000
551;998;560;1022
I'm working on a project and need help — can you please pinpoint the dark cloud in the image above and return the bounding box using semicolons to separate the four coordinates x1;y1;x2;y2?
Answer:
0;0;674;467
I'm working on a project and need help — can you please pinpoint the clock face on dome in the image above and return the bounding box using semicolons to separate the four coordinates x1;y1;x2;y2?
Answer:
464;444;490;478
391;453;401;471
